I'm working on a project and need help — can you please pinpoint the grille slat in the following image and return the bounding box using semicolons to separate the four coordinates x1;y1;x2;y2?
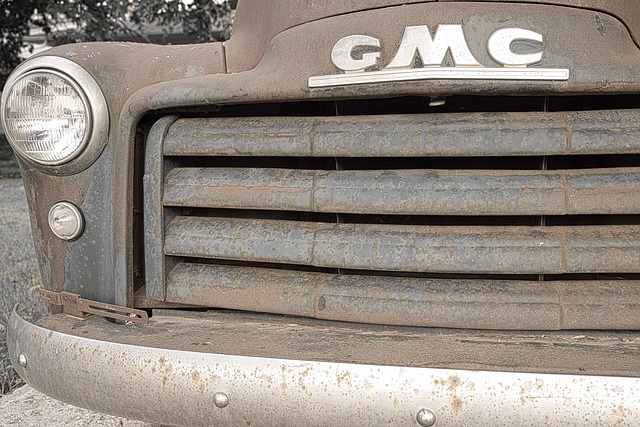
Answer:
165;262;640;330
164;217;640;275
163;109;640;157
164;167;640;216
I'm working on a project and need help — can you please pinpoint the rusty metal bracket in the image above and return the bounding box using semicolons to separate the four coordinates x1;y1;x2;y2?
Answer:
39;289;148;325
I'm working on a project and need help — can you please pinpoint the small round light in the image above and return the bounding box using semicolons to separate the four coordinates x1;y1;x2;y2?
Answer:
48;202;84;241
2;70;90;165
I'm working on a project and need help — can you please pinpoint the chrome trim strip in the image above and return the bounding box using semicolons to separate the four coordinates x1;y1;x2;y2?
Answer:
309;67;570;88
8;309;640;426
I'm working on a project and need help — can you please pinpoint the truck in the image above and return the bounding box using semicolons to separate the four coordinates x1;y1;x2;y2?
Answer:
2;0;640;425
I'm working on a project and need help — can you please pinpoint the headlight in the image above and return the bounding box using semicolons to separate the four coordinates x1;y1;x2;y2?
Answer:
2;70;90;164
1;57;108;172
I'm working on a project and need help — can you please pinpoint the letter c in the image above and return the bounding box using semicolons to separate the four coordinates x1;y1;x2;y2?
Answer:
487;28;543;67
331;35;381;72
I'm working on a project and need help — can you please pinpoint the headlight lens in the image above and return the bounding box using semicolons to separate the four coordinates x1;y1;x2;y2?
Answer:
2;70;91;165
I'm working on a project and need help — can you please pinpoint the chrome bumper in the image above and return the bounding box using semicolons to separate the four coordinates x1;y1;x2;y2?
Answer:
8;308;640;426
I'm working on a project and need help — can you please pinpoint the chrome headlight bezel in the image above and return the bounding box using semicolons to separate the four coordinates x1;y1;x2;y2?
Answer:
1;56;109;174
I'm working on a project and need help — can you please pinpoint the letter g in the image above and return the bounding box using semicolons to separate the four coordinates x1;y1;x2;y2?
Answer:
331;35;381;72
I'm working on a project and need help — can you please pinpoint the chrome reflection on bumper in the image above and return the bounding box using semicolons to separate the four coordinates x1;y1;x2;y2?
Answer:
8;308;640;426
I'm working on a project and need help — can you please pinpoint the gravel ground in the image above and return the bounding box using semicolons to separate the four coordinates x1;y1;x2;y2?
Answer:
0;179;48;394
0;386;149;427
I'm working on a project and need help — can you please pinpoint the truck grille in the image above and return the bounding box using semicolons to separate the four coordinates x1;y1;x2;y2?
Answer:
143;102;640;330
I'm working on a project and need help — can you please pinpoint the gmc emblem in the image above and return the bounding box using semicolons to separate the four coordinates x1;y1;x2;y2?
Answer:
308;25;569;88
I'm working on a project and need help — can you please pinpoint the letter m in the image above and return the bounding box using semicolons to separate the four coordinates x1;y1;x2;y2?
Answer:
386;25;480;68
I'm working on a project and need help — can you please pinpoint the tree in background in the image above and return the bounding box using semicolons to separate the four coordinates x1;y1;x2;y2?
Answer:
1;0;237;87
1;0;45;88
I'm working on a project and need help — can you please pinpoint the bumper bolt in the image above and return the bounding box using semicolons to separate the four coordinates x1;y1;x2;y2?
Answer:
213;392;229;408
18;354;27;368
416;408;437;426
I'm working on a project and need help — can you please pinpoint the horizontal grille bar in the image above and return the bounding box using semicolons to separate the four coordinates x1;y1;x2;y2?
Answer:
166;263;640;330
164;217;640;274
164;167;640;216
163;109;640;157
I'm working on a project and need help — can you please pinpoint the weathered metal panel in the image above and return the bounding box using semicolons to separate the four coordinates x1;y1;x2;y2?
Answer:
168;263;317;320
164;168;315;211
163;217;640;274
166;262;640;330
568;227;640;273
311;113;567;157
164;116;314;156
568;109;640;154
311;224;561;274
163;109;640;158
227;0;640;73
163;167;640;216
321;168;640;216
165;217;320;265
567;169;640;214
313;170;563;216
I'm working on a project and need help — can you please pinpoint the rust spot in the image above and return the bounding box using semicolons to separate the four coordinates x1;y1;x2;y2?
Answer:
612;404;629;417
447;375;461;391
191;370;201;382
451;396;464;412
336;371;351;386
